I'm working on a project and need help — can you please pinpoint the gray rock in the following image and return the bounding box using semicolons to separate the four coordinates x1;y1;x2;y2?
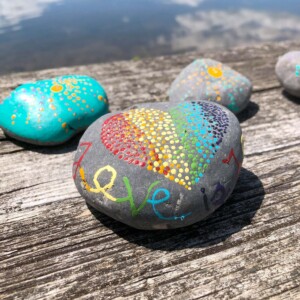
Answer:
276;51;300;97
168;59;252;114
73;100;244;230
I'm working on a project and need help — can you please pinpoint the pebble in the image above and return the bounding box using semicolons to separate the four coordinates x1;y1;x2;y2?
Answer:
0;75;108;145
168;58;252;114
73;100;244;230
276;51;300;97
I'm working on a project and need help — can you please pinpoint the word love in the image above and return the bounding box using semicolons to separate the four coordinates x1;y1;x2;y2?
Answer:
79;165;192;221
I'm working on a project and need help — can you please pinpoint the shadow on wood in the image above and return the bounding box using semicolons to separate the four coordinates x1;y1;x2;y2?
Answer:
282;90;300;105
3;131;83;154
237;101;260;123
87;167;265;251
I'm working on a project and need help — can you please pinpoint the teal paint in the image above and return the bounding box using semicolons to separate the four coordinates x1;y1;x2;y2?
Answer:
295;65;300;77
0;75;108;145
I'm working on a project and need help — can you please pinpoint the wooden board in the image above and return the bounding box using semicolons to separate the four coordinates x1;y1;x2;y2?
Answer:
0;41;300;300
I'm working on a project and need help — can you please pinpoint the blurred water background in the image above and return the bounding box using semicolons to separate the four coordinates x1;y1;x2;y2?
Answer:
0;0;299;74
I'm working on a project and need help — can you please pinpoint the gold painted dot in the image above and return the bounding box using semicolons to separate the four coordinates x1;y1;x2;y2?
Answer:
153;161;159;167
51;85;63;93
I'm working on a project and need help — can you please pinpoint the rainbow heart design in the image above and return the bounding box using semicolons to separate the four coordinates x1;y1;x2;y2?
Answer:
101;102;229;190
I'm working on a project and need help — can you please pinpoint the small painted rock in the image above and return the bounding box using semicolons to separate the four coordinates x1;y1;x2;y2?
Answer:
0;75;108;145
276;51;300;97
73;100;244;230
168;59;252;114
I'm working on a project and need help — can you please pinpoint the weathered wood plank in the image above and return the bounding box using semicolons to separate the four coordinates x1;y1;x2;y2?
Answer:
0;41;300;299
1;41;300;105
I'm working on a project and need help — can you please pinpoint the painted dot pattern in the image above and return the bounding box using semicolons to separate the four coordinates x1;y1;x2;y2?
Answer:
101;102;229;190
169;58;251;113
0;75;108;144
10;76;107;132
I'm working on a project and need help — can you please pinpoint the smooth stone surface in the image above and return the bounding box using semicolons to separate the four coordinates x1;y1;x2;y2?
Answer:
168;58;252;114
73;100;243;230
276;51;300;97
0;75;108;145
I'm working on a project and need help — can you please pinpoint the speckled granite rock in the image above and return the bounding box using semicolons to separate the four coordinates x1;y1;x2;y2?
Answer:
73;100;244;230
0;75;108;145
276;51;300;98
168;58;252;114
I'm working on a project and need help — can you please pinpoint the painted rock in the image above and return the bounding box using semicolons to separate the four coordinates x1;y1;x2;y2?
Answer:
73;100;243;230
168;58;252;114
276;51;300;97
0;75;108;145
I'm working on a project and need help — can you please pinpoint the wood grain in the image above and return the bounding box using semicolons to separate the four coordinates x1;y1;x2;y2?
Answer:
0;41;300;300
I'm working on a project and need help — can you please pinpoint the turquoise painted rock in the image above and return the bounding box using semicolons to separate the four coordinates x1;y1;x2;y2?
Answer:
168;59;252;114
0;75;108;145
